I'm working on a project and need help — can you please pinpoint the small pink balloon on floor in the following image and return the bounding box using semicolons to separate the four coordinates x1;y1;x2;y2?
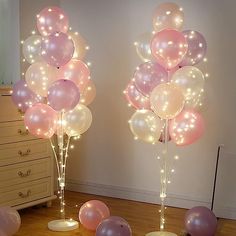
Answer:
11;79;43;112
37;6;69;36
41;32;74;68
169;108;205;146
79;200;110;231
58;59;90;92
124;81;150;110
0;206;21;236
48;79;80;112
24;103;58;139
96;216;132;236
185;206;217;236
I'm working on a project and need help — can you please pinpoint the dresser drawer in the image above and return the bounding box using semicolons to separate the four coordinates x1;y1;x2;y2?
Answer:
0;95;22;122
0;139;52;166
0;158;51;188
0;121;37;144
0;177;52;207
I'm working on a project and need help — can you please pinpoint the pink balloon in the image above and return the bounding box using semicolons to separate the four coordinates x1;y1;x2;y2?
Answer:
79;200;110;231
41;32;74;68
80;79;96;106
169;109;205;146
48;79;80;112
151;29;188;70
0;207;21;235
24;103;57;139
133;62;168;96
12;79;43;112
124;81;150;110
58;59;90;92
37;6;69;36
180;30;207;66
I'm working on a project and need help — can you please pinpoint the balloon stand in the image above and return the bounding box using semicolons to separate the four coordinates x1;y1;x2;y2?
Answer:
48;112;79;231
146;232;177;236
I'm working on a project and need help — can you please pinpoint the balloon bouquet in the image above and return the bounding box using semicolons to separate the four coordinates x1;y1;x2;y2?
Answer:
124;2;207;236
12;6;96;232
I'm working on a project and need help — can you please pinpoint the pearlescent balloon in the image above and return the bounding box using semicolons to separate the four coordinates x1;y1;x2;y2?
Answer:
96;216;132;236
79;200;110;231
151;29;188;70
185;206;217;236
153;2;184;32
24;103;57;139
180;30;207;66
169;109;205;146
64;104;92;136
25;62;58;97
129;110;162;144
69;31;88;60
80;79;96;106
185;90;208;112
58;59;90;92
37;6;69;36
22;35;43;64
134;62;168;96
150;83;185;119
41;32;74;68
0;206;21;236
124;81;150;110
135;32;153;62
48;79;80;112
12;79;43;112
171;66;205;101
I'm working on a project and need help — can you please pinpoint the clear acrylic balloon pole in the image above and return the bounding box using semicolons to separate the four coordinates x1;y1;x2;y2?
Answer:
48;112;79;232
146;120;177;236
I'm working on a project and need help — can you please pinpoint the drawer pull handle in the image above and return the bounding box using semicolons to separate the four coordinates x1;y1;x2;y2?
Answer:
18;149;31;157
18;169;31;178
18;129;29;136
18;190;31;198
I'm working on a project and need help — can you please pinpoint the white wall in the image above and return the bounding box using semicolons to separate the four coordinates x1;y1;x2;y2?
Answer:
59;0;236;217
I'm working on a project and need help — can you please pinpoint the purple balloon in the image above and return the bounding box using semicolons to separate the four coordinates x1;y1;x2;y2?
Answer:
124;81;150;110
185;206;217;236
134;62;168;97
0;206;21;235
96;216;132;236
180;30;207;66
12;79;43;112
41;32;74;68
48;79;80;112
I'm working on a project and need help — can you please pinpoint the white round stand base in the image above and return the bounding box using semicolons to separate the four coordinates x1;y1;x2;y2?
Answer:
146;231;177;236
48;219;79;231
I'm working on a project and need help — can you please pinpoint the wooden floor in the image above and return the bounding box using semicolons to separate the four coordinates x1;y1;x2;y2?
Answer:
15;191;236;236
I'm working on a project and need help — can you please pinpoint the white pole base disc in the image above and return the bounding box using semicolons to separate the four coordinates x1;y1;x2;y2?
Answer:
146;232;177;236
48;219;79;232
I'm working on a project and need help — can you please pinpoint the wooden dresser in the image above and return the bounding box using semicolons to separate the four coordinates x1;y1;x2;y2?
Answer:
0;92;56;210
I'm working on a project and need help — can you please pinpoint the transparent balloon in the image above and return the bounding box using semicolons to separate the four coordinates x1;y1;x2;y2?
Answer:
151;29;188;70
129;110;162;144
134;61;168;96
135;32;153;62
58;59;90;92
153;2;184;32
79;200;110;231
48;79;80;112
80;79;96;106
150;83;185;119
24;103;58;139
25;62;58;97
22;35;43;64
180;30;207;66
64;104;92;136
36;6;69;36
41;32;74;68
124;81;150;110
171;66;205;101
169;108;205;146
